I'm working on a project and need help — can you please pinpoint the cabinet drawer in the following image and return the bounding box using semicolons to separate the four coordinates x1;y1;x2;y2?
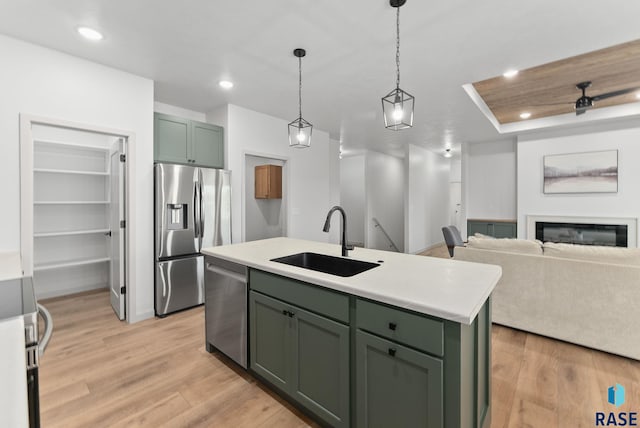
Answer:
250;269;349;324
356;299;444;357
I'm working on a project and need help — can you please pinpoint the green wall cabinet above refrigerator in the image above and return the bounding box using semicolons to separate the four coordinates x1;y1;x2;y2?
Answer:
154;112;224;168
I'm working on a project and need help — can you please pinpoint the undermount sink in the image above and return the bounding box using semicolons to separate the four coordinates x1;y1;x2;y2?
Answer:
270;252;380;277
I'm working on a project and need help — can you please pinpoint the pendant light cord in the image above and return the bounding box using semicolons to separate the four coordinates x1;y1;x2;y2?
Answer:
396;6;400;89
298;56;303;119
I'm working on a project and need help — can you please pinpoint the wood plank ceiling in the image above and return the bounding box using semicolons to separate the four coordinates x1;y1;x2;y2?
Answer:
473;39;640;124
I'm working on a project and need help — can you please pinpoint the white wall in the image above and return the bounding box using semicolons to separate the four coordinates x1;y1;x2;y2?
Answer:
207;104;340;244
366;151;404;252
0;34;154;322
517;123;640;243
244;156;285;241
206;105;229;169
450;158;462;182
154;102;206;122
339;155;365;245
465;140;517;220
404;145;450;254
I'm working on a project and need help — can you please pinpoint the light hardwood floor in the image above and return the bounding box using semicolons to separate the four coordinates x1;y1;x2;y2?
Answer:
39;255;640;427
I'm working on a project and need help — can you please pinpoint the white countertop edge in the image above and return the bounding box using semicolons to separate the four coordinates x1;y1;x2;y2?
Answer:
202;245;501;325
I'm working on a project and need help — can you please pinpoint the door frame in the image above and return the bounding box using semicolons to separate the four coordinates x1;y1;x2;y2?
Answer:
241;150;290;242
19;114;136;323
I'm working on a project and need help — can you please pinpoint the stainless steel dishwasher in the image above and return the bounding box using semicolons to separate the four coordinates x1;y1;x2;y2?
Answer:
204;256;247;368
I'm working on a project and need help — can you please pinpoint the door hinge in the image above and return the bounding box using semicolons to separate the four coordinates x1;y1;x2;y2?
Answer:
120;286;126;294
119;154;126;162
120;220;126;228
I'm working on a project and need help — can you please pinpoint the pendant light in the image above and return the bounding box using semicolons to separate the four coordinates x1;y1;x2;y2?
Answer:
381;0;414;130
288;48;312;148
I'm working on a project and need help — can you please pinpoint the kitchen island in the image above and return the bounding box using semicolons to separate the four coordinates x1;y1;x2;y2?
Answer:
202;237;501;428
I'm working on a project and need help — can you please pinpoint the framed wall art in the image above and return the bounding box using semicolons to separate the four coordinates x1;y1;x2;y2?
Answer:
543;150;618;194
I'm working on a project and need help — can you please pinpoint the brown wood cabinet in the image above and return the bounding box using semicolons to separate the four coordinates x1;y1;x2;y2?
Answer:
255;165;282;199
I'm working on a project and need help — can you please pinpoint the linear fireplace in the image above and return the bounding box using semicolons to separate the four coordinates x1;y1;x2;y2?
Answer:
535;222;627;247
526;215;638;248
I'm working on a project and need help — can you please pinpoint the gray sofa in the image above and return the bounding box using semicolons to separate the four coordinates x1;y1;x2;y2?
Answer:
455;237;640;360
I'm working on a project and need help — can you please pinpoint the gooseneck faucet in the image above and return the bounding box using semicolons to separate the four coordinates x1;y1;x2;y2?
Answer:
323;206;354;257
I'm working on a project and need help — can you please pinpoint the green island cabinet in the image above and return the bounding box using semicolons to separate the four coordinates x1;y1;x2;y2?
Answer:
467;219;516;239
154;112;224;168
249;269;492;428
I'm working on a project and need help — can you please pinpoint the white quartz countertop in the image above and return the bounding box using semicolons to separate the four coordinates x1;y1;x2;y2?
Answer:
202;238;501;325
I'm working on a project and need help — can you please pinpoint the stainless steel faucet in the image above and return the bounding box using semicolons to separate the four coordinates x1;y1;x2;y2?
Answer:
323;206;354;257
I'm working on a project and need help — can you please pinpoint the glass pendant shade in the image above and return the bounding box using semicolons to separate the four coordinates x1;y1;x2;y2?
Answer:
382;0;414;130
288;48;312;148
288;116;312;148
382;87;414;130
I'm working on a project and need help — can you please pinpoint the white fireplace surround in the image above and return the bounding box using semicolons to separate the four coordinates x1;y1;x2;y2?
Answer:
526;215;638;248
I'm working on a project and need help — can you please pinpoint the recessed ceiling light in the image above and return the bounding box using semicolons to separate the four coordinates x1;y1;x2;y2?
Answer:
77;26;103;41
444;148;452;158
503;69;519;78
218;80;234;89
519;112;532;119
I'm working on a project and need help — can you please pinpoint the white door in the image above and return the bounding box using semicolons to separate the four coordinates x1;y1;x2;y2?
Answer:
110;138;126;320
449;182;462;230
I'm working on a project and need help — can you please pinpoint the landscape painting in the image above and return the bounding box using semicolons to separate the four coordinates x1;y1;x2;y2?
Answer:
543;150;618;194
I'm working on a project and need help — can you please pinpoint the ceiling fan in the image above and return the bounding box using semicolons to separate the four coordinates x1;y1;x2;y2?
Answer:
572;81;639;115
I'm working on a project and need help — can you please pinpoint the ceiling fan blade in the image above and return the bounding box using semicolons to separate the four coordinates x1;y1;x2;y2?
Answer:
591;87;640;101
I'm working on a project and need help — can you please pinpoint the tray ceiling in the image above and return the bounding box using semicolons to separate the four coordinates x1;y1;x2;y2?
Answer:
472;39;640;124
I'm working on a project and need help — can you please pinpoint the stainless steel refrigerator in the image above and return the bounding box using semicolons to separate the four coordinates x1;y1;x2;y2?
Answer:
154;163;231;316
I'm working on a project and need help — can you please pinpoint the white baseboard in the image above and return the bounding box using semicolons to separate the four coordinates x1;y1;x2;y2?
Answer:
37;283;108;300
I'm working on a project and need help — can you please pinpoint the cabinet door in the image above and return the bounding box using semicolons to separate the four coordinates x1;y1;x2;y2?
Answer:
467;221;489;237
254;165;269;199
191;121;223;168
154;113;190;164
493;222;516;238
356;330;443;428
249;291;291;392
291;306;350;428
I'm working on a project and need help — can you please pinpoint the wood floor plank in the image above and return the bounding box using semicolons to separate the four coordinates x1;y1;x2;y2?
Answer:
39;288;638;427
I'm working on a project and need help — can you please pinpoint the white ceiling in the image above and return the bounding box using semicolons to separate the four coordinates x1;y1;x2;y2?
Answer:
1;0;639;157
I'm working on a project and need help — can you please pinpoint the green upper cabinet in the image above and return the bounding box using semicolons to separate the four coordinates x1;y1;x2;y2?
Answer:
191;121;223;168
154;113;190;164
154;112;224;168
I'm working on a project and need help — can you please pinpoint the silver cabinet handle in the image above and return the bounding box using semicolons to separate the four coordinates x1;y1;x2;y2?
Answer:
205;263;246;283
37;304;53;356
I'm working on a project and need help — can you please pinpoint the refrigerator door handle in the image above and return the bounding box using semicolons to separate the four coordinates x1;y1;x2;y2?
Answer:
199;180;204;239
193;179;200;239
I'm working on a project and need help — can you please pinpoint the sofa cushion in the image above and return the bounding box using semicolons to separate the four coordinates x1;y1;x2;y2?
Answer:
473;233;495;239
543;242;640;266
466;236;543;255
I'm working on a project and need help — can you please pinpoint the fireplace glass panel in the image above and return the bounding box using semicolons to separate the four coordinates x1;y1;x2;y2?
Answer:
535;222;627;247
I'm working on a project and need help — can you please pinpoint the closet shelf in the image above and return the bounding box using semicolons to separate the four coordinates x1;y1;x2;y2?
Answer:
34;168;109;176
34;257;110;271
34;229;110;238
33;138;110;152
34;201;110;205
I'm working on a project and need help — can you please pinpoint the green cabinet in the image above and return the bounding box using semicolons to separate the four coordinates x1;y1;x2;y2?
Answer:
467;219;516;238
154;112;224;168
250;290;350;427
248;269;492;428
356;330;443;428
